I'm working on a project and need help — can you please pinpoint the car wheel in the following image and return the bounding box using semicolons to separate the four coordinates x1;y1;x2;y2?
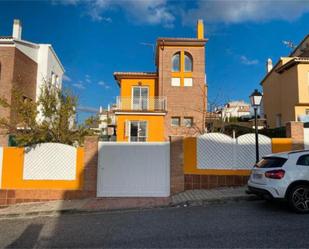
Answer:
288;185;309;213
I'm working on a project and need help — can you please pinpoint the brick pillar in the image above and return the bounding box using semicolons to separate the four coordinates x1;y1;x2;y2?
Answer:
83;136;99;197
170;136;185;194
286;121;304;150
0;134;7;147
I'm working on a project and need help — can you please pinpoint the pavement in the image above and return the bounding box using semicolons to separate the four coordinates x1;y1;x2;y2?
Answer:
0;200;304;248
0;187;253;219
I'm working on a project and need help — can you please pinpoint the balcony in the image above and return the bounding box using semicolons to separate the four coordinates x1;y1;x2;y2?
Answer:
116;96;167;112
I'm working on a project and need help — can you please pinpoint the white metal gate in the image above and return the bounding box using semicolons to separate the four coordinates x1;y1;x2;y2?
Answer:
97;142;170;197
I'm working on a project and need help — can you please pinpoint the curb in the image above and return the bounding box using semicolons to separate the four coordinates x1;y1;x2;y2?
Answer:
170;194;261;208
0;194;260;220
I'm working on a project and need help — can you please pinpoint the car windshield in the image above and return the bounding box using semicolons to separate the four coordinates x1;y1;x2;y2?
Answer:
256;157;287;168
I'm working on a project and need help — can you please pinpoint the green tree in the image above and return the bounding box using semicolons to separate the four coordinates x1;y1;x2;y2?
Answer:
0;81;96;147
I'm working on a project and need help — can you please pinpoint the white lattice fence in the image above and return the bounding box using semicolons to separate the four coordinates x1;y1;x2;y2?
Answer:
236;134;272;169
197;133;235;169
23;143;77;180
197;133;272;170
304;128;309;150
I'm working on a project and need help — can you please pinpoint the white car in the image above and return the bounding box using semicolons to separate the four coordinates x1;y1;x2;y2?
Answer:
248;150;309;213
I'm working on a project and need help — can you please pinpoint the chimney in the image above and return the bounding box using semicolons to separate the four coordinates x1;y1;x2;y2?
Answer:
12;19;22;40
266;58;273;73
197;19;204;39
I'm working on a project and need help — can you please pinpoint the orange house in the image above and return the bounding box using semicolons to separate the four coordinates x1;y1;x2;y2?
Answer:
114;20;208;142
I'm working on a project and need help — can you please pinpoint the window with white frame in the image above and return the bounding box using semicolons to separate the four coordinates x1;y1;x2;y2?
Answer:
132;86;149;110
126;120;147;142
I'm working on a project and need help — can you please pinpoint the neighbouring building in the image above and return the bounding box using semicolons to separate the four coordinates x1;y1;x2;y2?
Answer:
220;100;251;121
98;105;116;140
0;19;64;145
113;20;207;142
261;34;309;128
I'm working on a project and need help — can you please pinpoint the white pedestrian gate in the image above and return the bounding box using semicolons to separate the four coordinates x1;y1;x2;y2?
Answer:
97;142;170;197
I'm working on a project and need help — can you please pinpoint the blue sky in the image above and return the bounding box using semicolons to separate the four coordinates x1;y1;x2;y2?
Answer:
1;0;309;121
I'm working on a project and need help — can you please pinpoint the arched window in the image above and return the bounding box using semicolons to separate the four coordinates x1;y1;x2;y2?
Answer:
172;52;180;72
184;52;193;72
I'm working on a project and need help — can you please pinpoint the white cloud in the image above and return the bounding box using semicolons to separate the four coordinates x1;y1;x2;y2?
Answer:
184;0;309;24
98;80;111;89
240;55;259;65
62;74;72;82
59;0;174;27
72;83;85;90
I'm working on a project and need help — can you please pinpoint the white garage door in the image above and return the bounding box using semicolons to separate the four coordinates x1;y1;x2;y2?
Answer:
97;142;170;197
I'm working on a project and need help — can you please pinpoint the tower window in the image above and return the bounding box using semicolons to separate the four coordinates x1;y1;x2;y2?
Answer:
184;52;193;72
172;52;180;72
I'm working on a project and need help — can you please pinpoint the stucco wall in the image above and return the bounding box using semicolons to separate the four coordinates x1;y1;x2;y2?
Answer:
116;114;165;142
262;58;299;127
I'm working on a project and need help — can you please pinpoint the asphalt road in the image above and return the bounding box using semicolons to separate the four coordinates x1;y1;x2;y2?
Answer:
0;200;308;248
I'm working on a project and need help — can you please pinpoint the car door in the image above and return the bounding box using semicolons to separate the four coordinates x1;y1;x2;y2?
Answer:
295;154;309;181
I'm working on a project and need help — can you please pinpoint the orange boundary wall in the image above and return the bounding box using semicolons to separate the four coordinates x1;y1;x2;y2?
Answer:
183;137;293;176
1;147;85;190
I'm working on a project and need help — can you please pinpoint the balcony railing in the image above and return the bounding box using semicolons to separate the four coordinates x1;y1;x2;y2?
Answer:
116;96;167;112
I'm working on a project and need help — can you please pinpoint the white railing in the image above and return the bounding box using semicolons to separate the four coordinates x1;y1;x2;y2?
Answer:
116;96;167;112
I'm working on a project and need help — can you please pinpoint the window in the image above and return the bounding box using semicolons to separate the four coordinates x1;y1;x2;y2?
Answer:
51;72;56;85
297;154;309;166
171;117;180;127
184;52;193;72
172;52;180;72
256;157;287;168
183;117;193;127
126;121;147;142
132;86;149;110
171;77;180;86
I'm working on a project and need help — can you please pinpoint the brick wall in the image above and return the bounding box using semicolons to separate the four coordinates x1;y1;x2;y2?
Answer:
83;136;99;196
170;136;185;194
0;47;37;146
184;175;249;190
286;121;304;150
0;47;15;146
157;45;207;139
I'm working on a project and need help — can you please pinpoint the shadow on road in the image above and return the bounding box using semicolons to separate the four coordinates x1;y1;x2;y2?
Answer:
6;224;43;249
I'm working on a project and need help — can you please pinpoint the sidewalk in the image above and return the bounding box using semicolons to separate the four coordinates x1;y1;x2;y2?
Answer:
0;187;253;219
